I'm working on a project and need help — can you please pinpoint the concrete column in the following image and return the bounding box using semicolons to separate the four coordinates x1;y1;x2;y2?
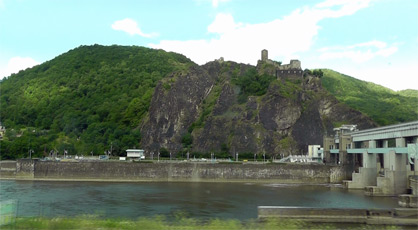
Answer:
415;157;418;173
396;138;406;148
383;140;388;148
369;140;376;148
363;151;377;168
394;152;407;171
385;150;407;171
384;153;391;169
378;151;408;195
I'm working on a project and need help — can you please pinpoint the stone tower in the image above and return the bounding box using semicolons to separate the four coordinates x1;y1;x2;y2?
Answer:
261;49;268;61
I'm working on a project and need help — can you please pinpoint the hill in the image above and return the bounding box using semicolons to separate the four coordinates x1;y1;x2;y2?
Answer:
0;45;194;158
320;69;418;126
398;89;418;98
0;45;415;159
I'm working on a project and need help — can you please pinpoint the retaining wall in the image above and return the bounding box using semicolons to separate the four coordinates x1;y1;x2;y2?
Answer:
0;161;16;177
10;160;349;183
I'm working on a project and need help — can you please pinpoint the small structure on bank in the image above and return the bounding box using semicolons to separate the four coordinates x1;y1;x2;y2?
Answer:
308;145;323;162
126;149;145;160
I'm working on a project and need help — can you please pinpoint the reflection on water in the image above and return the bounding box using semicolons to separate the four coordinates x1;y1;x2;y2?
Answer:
0;180;398;220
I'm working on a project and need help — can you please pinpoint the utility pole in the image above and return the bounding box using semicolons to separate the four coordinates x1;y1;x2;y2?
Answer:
110;142;113;156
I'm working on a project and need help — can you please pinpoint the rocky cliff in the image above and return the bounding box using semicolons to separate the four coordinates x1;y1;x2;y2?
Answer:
140;60;376;157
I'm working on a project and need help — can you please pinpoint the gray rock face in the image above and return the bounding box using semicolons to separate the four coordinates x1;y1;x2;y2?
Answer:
259;95;301;131
212;83;235;116
141;61;376;157
140;66;216;152
291;102;324;153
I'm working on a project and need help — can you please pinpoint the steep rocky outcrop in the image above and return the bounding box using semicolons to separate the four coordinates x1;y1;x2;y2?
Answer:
141;60;376;157
140;66;216;152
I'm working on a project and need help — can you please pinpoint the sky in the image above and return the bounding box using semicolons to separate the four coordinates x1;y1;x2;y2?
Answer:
0;0;417;91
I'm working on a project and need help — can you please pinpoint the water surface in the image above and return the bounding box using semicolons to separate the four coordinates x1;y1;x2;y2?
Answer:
0;180;398;220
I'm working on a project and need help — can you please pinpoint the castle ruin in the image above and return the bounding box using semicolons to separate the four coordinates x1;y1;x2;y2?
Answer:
258;49;303;79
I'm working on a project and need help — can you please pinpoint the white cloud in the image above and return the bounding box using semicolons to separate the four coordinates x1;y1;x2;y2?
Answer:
0;57;40;79
150;0;373;65
207;13;241;34
212;0;230;8
335;62;418;91
111;18;156;38
319;40;398;63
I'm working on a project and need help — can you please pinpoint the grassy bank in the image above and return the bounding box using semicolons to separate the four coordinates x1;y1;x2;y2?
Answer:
2;216;403;230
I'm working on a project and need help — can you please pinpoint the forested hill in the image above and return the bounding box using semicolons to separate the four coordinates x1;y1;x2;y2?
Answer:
1;45;417;159
0;45;195;158
321;69;418;126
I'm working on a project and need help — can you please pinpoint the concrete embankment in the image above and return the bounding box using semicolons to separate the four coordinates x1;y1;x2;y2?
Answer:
258;206;418;226
0;159;349;183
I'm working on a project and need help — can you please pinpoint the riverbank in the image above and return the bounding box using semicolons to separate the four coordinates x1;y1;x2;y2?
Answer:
1;215;410;230
1;159;350;183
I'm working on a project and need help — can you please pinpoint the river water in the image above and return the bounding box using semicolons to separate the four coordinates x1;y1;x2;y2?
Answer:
0;180;399;220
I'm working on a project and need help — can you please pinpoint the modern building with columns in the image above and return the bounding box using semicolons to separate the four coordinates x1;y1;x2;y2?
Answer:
323;121;418;196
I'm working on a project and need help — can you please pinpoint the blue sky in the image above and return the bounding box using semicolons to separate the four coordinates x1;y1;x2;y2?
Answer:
1;0;417;91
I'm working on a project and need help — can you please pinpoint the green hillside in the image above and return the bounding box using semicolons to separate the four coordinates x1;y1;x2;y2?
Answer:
0;45;194;159
398;89;418;98
321;69;418;126
1;45;417;160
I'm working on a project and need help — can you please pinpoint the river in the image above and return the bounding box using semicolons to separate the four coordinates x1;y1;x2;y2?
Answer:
0;180;399;220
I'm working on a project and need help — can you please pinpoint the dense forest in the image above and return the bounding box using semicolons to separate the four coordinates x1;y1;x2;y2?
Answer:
0;45;194;159
1;45;417;159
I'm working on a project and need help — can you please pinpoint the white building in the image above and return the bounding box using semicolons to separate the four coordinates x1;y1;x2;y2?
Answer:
126;149;145;160
308;145;323;160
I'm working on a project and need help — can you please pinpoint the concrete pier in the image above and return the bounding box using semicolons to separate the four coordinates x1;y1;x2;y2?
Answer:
258;206;418;226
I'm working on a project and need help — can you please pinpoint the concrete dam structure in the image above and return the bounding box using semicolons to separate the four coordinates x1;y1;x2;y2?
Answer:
323;121;418;196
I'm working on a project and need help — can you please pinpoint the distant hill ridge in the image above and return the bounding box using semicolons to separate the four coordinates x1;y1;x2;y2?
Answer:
0;45;416;159
320;69;418;126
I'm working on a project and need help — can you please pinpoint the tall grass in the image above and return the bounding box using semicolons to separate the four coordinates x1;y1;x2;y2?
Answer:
3;216;403;230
